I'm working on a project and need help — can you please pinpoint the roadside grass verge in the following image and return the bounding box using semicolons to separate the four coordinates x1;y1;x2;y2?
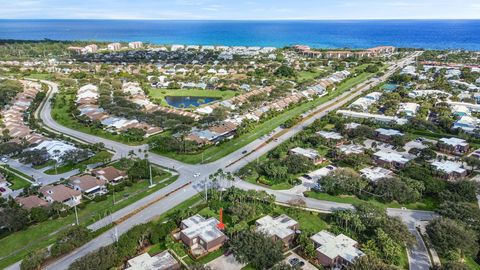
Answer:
304;191;439;211
0;173;176;269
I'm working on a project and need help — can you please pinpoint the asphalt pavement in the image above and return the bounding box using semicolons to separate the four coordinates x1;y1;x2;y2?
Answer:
4;52;430;270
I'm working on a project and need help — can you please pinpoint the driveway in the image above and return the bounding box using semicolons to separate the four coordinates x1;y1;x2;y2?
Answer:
387;208;438;270
206;254;245;270
283;252;317;270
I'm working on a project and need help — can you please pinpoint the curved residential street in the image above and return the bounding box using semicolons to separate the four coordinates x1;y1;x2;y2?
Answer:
5;52;435;270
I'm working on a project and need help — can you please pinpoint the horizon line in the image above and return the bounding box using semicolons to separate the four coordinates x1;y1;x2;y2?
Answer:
1;18;480;21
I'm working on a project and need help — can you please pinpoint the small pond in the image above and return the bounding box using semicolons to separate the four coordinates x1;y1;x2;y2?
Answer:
165;96;218;108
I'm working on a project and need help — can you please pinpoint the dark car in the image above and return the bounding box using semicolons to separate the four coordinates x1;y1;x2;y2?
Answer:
242;150;248;154
289;258;300;266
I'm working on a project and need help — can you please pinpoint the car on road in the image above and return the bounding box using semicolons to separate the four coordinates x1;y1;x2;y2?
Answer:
1;157;8;163
242;150;248;154
193;173;201;178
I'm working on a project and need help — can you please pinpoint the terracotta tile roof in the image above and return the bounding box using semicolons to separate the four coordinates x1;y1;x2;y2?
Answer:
16;195;48;209
40;185;81;203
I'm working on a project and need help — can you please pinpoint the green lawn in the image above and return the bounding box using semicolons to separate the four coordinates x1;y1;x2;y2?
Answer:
304;191;439;211
296;70;325;83
0;172;177;269
26;73;53;80
244;175;295;190
44;151;113;175
0;165;32;190
154;70;377;164
51;92;147;146
194;248;224;265
148;88;237;107
399;248;409;269
275;207;329;233
465;257;480;270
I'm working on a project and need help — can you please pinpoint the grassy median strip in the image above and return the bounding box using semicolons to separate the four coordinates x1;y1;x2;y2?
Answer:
154;71;378;164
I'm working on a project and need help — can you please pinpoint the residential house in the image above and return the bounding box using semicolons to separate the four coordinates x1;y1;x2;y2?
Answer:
471;149;480;159
374;128;404;143
317;131;343;142
68;175;107;195
373;150;411;169
359;167;394;182
437;137;470;156
430;160;467;180
300;166;337;183
92;166;127;184
289;147;324;165
15;195;48;210
39;185;82;207
256;215;299;247
451;105;471;117
337;144;365;155
398;102;420;117
186;122;237;145
337;110;408;125
179;215;227;255
125;251;180;270
453;116;479;134
348;92;382;112
311;230;364;269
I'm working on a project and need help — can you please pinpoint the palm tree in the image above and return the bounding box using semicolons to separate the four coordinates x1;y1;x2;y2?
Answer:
127;150;135;159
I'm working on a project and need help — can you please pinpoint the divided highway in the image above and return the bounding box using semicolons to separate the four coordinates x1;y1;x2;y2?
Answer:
6;52;433;270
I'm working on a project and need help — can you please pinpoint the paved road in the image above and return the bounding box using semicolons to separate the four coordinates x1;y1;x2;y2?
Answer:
3;158;79;186
7;52;427;270
388;208;439;270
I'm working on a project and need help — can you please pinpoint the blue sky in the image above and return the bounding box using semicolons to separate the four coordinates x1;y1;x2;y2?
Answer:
1;0;479;20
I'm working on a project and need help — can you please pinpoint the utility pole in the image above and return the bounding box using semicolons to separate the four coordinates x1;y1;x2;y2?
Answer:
73;199;79;226
148;163;155;188
114;225;118;243
204;177;208;201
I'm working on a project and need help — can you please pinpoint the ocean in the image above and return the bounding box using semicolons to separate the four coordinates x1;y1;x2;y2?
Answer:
0;20;479;50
